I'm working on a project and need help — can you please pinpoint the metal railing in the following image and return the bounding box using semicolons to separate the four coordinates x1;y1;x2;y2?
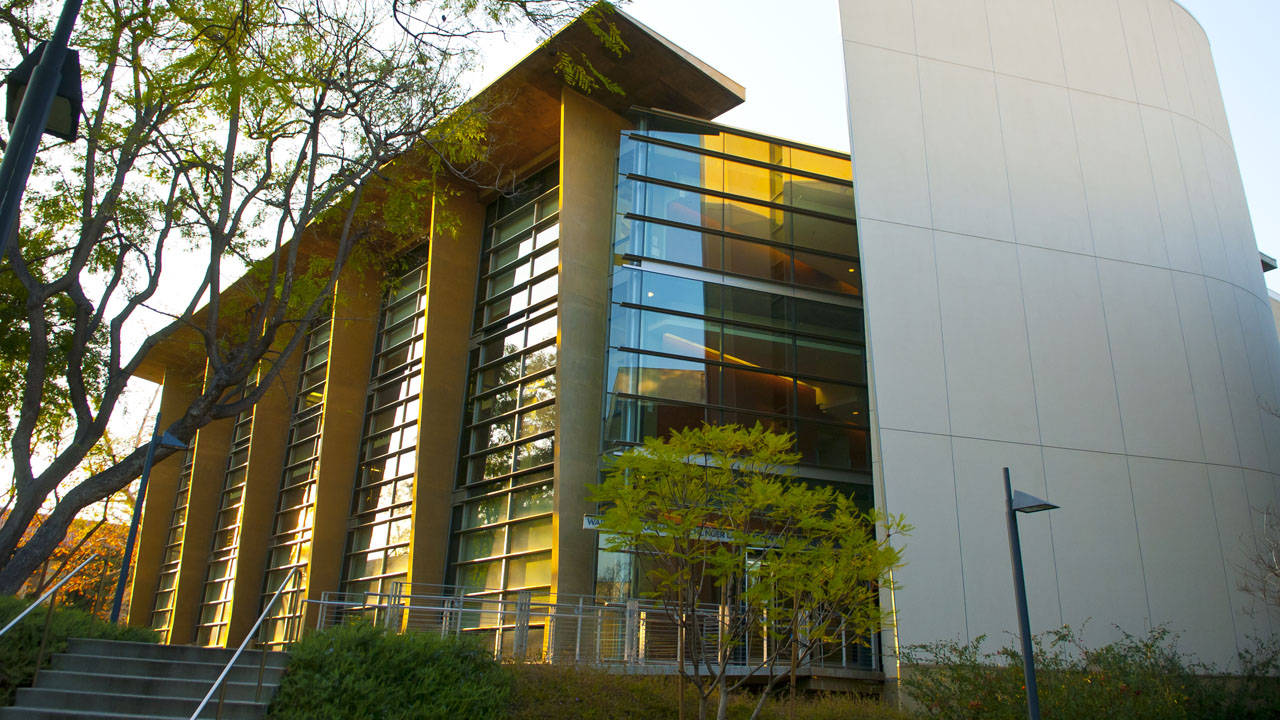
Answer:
188;565;301;720
0;553;100;685
307;582;879;675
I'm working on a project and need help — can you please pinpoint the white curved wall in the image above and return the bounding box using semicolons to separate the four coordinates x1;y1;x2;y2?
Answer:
839;0;1280;668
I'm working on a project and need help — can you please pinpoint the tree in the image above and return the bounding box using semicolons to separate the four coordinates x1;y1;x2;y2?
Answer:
590;423;908;720
1240;504;1280;609
0;0;624;594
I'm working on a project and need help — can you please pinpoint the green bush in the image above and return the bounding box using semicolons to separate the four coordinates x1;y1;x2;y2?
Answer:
508;664;913;720
267;623;511;720
901;625;1280;720
0;594;157;706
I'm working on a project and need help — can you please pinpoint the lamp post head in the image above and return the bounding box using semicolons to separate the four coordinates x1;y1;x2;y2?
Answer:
4;42;82;141
1011;490;1058;514
155;432;188;451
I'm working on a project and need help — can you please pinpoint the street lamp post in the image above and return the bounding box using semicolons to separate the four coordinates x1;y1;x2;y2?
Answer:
0;0;85;261
109;416;187;624
1003;467;1059;720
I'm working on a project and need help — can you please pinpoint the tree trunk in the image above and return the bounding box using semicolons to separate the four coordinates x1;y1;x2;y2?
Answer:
789;593;799;720
716;675;729;720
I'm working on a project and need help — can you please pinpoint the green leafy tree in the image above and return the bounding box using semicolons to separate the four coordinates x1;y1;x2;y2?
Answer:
0;0;624;594
591;423;908;720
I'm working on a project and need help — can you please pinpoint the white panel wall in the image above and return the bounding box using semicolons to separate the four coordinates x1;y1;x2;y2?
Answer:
840;0;1280;670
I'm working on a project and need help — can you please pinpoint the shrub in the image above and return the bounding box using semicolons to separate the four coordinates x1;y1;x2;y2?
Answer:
0;594;158;706
267;623;510;720
901;625;1280;720
508;664;913;720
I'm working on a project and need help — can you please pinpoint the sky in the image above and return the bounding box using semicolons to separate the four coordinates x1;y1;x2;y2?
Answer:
473;0;1280;290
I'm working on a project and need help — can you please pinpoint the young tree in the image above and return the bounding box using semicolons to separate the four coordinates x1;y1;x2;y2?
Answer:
591;423;908;720
0;0;623;594
1240;504;1280;609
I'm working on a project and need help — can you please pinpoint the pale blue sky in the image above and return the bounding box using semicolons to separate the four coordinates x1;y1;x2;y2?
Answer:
479;0;1280;289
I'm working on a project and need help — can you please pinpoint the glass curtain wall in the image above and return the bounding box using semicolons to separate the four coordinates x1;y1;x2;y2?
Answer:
448;164;559;654
259;316;331;647
340;258;427;598
149;447;195;641
598;112;868;600
195;404;254;645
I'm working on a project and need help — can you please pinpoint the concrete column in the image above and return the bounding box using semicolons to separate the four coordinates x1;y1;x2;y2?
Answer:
553;88;628;598
168;364;235;645
126;368;201;627
301;264;381;627
225;350;299;645
408;190;484;590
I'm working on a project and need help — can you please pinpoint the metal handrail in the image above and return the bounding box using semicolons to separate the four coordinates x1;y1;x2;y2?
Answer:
0;553;99;638
188;565;300;720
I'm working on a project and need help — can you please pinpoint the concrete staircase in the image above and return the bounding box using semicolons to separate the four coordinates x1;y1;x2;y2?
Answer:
1;638;289;719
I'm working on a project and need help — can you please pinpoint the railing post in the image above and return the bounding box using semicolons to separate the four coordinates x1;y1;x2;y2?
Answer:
840;621;848;668
32;588;59;685
544;597;555;664
594;606;603;663
317;591;329;630
575;598;583;663
624;599;639;664
513;590;531;661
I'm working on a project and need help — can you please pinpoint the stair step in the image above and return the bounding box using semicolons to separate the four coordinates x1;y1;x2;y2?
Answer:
35;670;275;703
13;688;267;720
66;638;287;668
51;653;285;684
5;637;285;720
0;708;193;719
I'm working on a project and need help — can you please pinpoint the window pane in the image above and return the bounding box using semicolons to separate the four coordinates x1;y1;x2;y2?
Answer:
789;177;854;217
722;286;788;330
639;272;719;318
723;198;776;240
507;552;552;588
723;237;789;283
791;213;856;256
720;324;792;372
621;219;723;269
519;405;557;438
793;299;861;341
516;437;554;470
638;355;715;404
793;251;860;296
644;143;721;189
458;560;503;591
508;518;553;554
794;422;870;471
459;527;507;561
638;310;720;359
511;483;553;518
721;367;793;416
796;379;867;424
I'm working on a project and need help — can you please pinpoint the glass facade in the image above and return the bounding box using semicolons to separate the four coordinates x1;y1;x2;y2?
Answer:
149;446;195;641
195;406;254;646
598;113;868;598
447;164;559;650
340;259;428;597
260;316;331;647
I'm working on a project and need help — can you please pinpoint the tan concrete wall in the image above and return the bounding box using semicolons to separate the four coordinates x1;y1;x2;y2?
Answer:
302;265;381;626
168;364;235;645
552;88;628;598
408;191;484;590
225;353;299;645
127;369;201;627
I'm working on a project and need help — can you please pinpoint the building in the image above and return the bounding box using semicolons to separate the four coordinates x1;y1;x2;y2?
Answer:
840;0;1280;669
129;0;1280;676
